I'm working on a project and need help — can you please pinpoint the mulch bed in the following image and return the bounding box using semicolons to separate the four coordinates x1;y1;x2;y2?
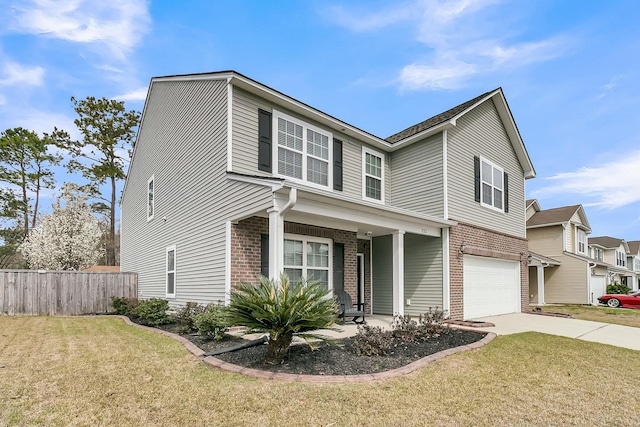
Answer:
157;323;487;376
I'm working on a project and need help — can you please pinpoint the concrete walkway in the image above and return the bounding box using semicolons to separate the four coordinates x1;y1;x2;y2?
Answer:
472;313;640;351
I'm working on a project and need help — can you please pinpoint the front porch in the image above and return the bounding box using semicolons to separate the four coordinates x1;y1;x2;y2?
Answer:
229;187;454;317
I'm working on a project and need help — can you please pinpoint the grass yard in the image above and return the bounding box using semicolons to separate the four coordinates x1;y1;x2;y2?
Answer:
543;304;640;328
1;316;640;426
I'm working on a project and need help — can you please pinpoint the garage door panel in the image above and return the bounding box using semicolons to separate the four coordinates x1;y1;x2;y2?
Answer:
463;255;520;319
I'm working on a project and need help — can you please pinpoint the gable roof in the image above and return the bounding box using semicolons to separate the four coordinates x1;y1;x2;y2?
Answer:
526;204;591;231
588;236;629;251
385;87;535;179
386;89;495;143
526;199;540;212
628;241;640;255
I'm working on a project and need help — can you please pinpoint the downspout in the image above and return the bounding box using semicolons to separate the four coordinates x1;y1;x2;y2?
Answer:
281;188;297;215
588;261;597;305
268;188;297;280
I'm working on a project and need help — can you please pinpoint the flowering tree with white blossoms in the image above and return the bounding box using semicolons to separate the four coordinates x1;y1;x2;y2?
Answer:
21;185;104;270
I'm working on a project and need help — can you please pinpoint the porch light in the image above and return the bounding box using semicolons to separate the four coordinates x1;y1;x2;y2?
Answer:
459;245;466;254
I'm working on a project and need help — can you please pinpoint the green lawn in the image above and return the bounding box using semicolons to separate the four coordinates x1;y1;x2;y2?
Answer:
1;316;639;426
542;304;640;328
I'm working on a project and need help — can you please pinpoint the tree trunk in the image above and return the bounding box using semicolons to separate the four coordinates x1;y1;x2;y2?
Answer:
264;334;293;365
108;175;116;266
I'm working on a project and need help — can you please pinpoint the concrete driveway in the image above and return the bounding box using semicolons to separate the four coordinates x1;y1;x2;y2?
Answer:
473;313;640;351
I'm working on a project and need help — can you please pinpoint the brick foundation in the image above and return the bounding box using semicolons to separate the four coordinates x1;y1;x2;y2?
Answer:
449;222;529;320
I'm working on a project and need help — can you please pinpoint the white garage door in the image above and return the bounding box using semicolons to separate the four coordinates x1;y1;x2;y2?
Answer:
463;255;520;319
589;275;606;306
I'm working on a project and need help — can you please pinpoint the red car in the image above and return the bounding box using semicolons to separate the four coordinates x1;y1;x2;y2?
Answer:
598;291;640;308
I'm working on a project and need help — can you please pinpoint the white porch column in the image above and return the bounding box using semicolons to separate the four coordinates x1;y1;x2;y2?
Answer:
392;230;405;316
536;265;545;305
267;207;283;281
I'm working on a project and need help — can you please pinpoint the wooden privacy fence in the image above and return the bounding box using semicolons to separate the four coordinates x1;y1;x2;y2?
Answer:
0;270;138;316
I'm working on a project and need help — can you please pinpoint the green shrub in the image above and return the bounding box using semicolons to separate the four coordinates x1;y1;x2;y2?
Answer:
131;298;170;326
111;296;139;315
193;304;228;340
607;282;631;295
351;324;391;356
225;274;339;365
172;302;206;333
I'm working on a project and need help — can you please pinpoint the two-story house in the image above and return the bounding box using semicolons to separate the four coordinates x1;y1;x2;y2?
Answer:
525;200;608;305
588;236;635;291
627;241;640;291
121;71;535;320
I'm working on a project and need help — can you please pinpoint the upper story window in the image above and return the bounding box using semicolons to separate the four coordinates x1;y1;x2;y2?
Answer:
577;229;586;254
362;146;385;203
616;250;626;267
593;248;603;262
478;157;505;212
635;259;640;271
273;111;332;188
147;176;154;221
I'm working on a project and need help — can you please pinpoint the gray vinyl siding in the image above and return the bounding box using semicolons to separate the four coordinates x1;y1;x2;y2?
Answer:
121;79;274;306
371;235;393;314
231;87;391;204
404;234;443;315
390;134;444;217
447;99;526;237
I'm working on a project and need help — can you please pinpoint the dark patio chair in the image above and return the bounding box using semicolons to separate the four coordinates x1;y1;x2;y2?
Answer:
334;289;366;324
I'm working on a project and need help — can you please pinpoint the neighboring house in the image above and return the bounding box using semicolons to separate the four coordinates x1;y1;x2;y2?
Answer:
121;70;535;320
526;200;606;305
627;241;640;290
588;236;636;291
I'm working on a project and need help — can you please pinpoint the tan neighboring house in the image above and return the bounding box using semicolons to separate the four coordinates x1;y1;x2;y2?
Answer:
588;236;637;291
627;241;640;291
526;200;605;305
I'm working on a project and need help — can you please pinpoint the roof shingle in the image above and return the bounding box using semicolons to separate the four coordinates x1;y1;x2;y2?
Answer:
526;205;581;227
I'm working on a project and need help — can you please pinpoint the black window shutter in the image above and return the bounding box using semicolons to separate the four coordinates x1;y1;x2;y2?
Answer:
260;234;269;278
474;156;481;202
503;172;509;213
334;243;344;292
258;109;272;173
333;138;343;191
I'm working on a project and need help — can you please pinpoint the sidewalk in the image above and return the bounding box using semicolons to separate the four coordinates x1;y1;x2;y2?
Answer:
472;313;640;351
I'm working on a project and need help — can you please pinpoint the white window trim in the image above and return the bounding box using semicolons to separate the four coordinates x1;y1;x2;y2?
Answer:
479;156;504;213
147;175;155;221
362;146;385;204
577;229;586;254
166;245;176;298
283;233;333;291
272;110;333;190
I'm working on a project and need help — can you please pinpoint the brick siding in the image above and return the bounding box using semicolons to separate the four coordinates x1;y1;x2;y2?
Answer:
230;216;361;303
449;222;529;320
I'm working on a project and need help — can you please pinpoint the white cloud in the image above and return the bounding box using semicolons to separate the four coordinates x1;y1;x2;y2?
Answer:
399;61;477;90
0;110;81;141
0;94;6;106
8;0;151;60
531;150;640;209
326;0;566;91
0;61;45;86
323;2;414;32
113;87;148;102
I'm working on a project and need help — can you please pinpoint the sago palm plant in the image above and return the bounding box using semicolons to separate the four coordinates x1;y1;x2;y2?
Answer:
226;274;339;365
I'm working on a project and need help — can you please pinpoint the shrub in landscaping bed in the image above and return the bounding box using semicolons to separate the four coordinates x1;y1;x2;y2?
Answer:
131;298;170;326
172;302;206;333
193;304;229;340
111;296;139;316
607;282;631;295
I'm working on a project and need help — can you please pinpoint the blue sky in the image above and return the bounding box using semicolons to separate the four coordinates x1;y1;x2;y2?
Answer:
1;0;639;240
